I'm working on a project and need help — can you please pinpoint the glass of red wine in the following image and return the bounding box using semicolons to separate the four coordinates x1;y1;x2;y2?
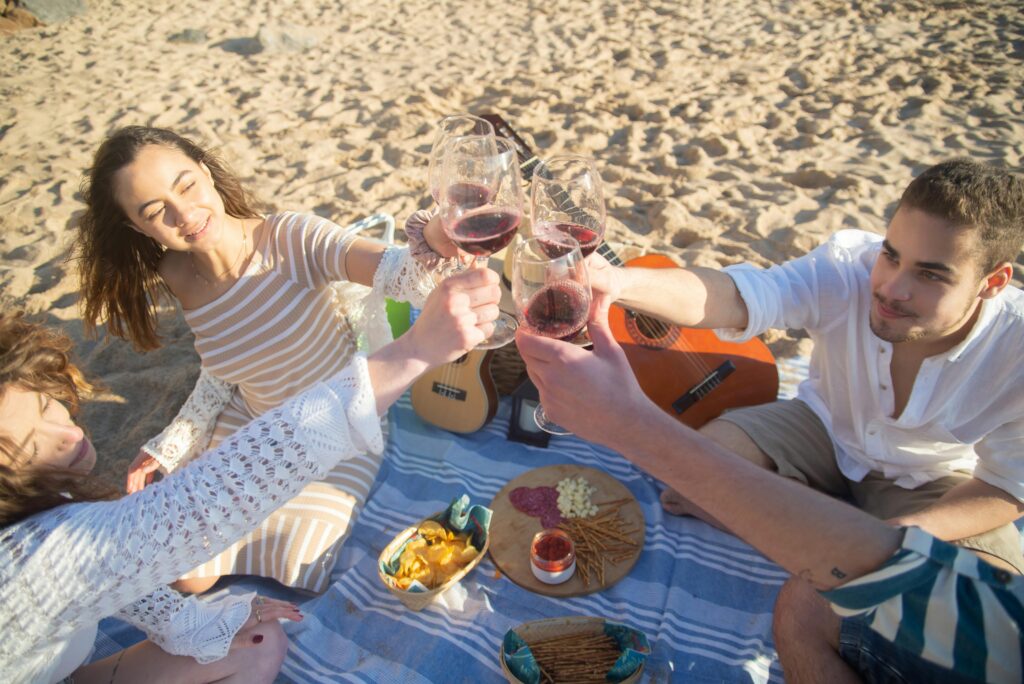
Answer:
511;234;592;435
439;134;524;349
530;155;606;257
428;114;495;205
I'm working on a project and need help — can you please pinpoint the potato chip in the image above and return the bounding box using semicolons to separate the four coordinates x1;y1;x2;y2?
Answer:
391;521;481;590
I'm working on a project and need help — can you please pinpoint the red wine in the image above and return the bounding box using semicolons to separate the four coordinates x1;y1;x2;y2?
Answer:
536;222;602;257
447;182;494;210
523;280;590;341
451;210;521;256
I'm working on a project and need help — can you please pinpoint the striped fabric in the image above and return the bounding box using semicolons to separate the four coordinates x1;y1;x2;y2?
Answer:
179;212;377;593
823;526;1023;683
96;376;823;681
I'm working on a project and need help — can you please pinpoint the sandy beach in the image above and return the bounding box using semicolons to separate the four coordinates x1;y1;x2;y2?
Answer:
1;0;1022;482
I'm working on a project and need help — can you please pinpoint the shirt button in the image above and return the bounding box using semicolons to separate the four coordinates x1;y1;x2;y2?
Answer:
879;384;888;390
994;569;1012;584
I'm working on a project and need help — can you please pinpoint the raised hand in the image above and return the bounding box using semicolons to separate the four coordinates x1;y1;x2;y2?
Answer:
406;266;502;367
514;294;648;447
583;251;622;313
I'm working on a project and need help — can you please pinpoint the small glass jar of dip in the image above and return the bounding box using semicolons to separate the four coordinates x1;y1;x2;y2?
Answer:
530;529;576;584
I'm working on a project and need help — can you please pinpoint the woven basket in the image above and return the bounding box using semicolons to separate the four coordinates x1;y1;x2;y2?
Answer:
499;616;646;684
378;512;490;611
491;341;528;396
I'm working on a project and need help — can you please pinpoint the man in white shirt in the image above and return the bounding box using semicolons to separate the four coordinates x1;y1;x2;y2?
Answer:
515;158;1024;679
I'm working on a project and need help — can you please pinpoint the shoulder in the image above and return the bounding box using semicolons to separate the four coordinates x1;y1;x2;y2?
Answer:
989;285;1024;334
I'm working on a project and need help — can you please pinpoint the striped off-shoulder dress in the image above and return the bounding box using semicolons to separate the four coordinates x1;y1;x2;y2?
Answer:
142;211;435;592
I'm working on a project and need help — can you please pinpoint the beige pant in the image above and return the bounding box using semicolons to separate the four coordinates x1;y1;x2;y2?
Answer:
718;399;1024;573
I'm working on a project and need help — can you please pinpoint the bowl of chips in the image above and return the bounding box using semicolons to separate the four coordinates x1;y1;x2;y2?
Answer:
378;494;492;611
499;616;650;684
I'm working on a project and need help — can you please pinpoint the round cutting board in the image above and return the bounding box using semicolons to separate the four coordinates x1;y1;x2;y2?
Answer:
489;464;645;597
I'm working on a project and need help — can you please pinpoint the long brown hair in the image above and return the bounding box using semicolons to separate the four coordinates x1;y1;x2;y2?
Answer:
0;312;118;528
76;126;263;351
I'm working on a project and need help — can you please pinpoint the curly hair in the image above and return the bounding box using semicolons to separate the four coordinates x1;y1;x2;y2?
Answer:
898;159;1024;274
75;126;263;351
0;312;118;528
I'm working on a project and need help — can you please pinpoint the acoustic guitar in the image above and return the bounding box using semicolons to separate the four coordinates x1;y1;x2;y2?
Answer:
597;243;779;428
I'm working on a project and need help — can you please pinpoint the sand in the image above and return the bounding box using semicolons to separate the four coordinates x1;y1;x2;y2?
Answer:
1;0;1022;482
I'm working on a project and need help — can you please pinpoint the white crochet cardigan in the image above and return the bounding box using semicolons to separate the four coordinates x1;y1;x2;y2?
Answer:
142;243;436;473
0;356;382;684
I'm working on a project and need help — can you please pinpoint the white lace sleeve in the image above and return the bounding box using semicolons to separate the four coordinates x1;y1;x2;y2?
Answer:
0;355;382;681
346;245;440;353
115;587;254;663
141;369;236;473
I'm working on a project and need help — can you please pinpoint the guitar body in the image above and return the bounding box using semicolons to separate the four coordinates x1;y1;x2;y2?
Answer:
411;349;498;433
608;254;779;429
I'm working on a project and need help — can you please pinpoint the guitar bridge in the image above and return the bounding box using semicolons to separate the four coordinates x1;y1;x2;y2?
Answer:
672;360;736;414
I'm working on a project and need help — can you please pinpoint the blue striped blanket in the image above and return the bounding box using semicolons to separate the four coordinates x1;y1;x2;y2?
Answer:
95;358;817;682
279;392;791;683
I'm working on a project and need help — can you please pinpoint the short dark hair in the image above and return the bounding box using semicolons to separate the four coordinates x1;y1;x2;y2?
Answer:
898;159;1024;273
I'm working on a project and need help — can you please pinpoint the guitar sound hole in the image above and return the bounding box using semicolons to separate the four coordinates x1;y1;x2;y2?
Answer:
626;312;678;349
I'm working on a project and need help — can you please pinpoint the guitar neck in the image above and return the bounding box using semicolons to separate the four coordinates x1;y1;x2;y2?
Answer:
596;241;627;267
479;114;540;181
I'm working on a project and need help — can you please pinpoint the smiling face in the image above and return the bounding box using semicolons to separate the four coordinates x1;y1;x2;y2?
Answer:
0;385;96;475
869;207;996;347
113;145;230;253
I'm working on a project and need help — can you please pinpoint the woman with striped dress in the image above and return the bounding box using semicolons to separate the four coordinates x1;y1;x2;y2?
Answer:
76;126;453;594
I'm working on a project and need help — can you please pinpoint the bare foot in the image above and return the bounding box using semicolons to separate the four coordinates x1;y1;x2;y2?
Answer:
660;487;693;516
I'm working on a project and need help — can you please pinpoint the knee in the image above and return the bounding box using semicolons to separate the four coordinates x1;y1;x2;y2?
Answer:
698;419;775;470
172;576;220;594
772;577;837;647
250;621;289;679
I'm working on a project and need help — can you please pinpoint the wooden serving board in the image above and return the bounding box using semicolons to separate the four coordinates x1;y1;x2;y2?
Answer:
489;464;645;597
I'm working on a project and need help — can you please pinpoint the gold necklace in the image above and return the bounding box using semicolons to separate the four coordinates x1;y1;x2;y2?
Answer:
191;229;249;285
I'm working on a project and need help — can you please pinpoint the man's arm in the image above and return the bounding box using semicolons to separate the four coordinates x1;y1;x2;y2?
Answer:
515;304;901;589
890;477;1023;541
586;253;750;330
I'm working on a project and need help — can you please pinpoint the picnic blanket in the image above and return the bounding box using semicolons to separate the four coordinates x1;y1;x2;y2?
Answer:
93;358;816;682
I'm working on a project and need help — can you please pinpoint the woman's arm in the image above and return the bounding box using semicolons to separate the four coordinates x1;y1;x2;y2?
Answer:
138;369;236;473
0;267;500;660
114;587;254;663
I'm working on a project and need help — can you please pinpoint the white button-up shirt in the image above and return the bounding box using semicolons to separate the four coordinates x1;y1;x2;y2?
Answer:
719;229;1024;500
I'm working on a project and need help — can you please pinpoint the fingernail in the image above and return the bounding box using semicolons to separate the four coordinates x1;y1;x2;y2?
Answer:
252;635;264;644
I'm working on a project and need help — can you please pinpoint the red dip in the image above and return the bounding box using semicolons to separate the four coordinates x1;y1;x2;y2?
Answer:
531;529;575;573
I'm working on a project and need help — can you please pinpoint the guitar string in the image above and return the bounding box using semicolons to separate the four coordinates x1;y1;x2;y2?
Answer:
595;244;715;379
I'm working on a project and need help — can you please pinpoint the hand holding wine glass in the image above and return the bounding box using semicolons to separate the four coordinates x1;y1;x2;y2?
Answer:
511;234;592;435
437;135;524;349
530;155;606;257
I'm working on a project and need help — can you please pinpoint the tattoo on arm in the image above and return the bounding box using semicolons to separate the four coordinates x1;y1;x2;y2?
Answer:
831;567;847;579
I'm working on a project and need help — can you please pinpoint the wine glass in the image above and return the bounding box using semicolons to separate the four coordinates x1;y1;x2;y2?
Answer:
438;135;523;349
530;155;606;257
428;114;495;204
511;234;592;435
